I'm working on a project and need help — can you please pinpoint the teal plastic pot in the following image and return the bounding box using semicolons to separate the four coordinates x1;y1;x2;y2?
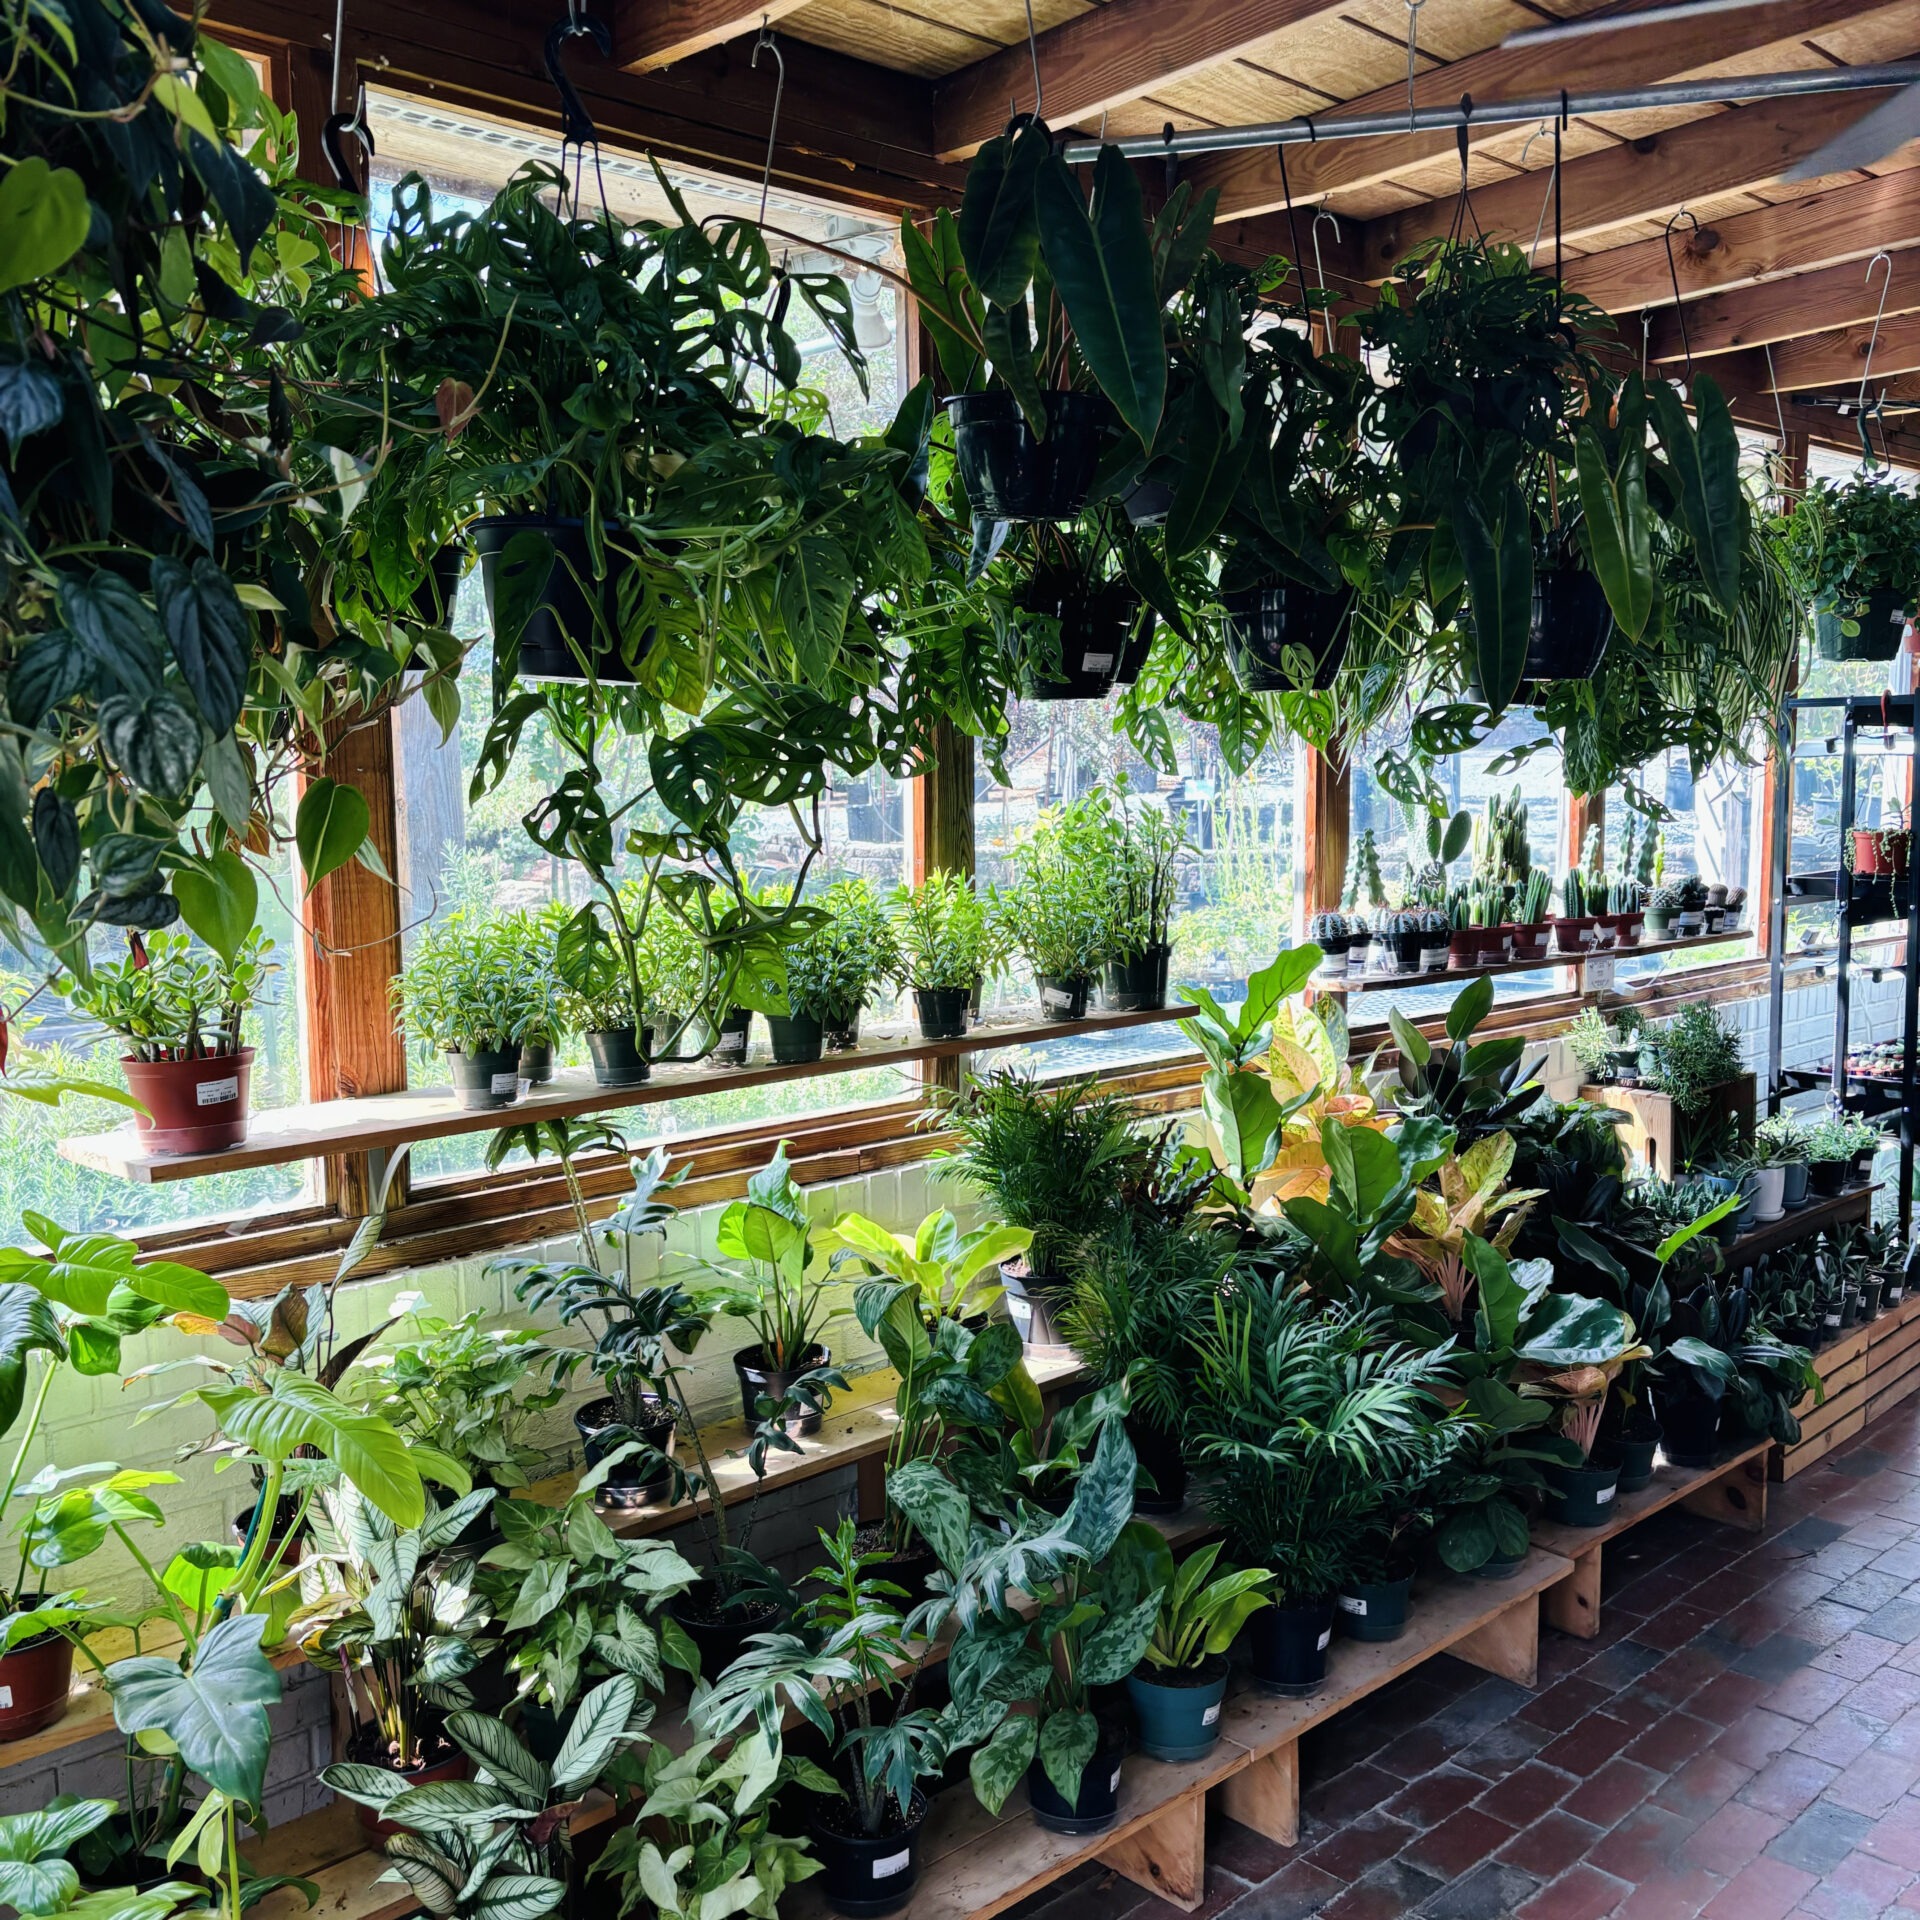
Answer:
1126;1656;1228;1761
1543;1458;1622;1528
1336;1575;1411;1644
1781;1161;1811;1209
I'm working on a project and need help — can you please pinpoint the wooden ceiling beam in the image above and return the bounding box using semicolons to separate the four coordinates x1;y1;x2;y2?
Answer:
1707;357;1920;462
1762;310;1920;390
930;0;1351;166
1357;88;1909;280
1645;249;1920;361
611;0;812;74
1180;0;1883;223
1563;168;1920;313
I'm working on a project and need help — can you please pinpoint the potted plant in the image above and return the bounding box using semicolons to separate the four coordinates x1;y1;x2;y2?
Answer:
1121;1534;1270;1761
1783;470;1920;661
936;1071;1150;1353
1012;549;1141;700
1674;876;1709;936
1640;1003;1750;1170
1189;1280;1461;1696
1748;1134;1791;1224
1757;1114;1811;1209
990;793;1112;1020
787;879;898;1051
1094;790;1189;1012
1840;1115;1883;1183
394;913;548;1111
889;869;993;1040
1805;1119;1853;1198
1310;910;1356;978
554;904;650;1088
1417;909;1452;973
1644;883;1681;939
68;931;274;1154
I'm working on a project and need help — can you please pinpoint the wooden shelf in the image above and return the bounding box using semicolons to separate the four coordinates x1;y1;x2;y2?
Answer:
1723;1183;1876;1266
1310;928;1750;995
1777;1289;1920;1479
56;1004;1199;1185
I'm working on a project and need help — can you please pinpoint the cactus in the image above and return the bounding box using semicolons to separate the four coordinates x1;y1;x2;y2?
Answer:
1649;883;1682;911
1518;869;1552;924
1309;910;1348;947
1677;875;1708;911
1472;785;1532;889
1343;828;1388;912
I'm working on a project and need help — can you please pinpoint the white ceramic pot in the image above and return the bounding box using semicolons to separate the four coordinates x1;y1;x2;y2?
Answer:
1752;1164;1787;1223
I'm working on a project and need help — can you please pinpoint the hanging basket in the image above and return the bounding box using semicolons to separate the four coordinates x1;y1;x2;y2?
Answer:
1018;575;1139;700
946;390;1110;522
1816;585;1909;662
473;515;650;683
1221;582;1353;692
1525;566;1614;681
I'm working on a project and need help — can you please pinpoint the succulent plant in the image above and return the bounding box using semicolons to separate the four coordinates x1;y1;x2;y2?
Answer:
1649;883;1683;911
1677;875;1709;911
1309;910;1350;948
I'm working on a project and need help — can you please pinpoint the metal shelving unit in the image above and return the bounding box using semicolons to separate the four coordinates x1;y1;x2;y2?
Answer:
1767;694;1920;1235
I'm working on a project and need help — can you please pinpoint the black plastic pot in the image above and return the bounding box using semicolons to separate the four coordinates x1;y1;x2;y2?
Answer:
767;1012;824;1065
915;986;970;1040
575;1395;675;1508
447;1046;521;1111
411;542;469;627
1001;1265;1072;1355
1336;1574;1412;1644
1113;612;1157;685
809;1790;929;1917
1809;1159;1848;1198
586;1027;651;1088
946;390;1110;523
1222;582;1353;692
1127;1656;1227;1762
1036;973;1091;1022
1817;585;1908;662
472;515;647;683
1121;476;1173;528
1616;1434;1659;1494
712;1007;753;1066
1249;1596;1336;1696
1655;1389;1721;1470
1544;1457;1622;1528
1018;575;1139;700
1526;566;1614;682
734;1343;832;1436
1026;1736;1125;1835
517;1040;553;1087
1474;1552;1529;1581
1852;1147;1880;1182
1104;944;1171;1013
823;1011;862;1053
1126;1412;1188;1515
667;1581;789;1680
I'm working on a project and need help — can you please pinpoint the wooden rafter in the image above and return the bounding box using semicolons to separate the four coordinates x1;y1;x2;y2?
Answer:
1357;89;1914;278
1178;0;1885;223
1646;249;1920;361
1763;309;1920;390
611;0;812;73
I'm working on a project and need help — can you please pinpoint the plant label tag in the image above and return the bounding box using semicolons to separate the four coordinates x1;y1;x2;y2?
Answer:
1596;1485;1616;1505
0;1686;12;1709
873;1852;911;1880
492;1071;519;1096
1081;653;1115;674
1826;1313;1843;1328
196;1075;240;1107
1316;1628;1331;1651
1337;1595;1367;1616
1581;954;1616;995
1202;1702;1221;1726
1041;987;1075;1012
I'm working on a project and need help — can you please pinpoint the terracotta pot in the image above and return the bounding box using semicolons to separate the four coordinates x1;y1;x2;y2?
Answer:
1505;923;1550;962
1854;829;1912;878
1551;916;1598;955
121;1049;253;1155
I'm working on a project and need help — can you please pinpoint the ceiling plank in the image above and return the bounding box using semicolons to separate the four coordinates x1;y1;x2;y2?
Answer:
1357;89;1908;277
930;0;1351;164
1563;168;1920;313
1646;249;1920;360
1179;0;1886;223
1764;310;1920;390
612;0;813;74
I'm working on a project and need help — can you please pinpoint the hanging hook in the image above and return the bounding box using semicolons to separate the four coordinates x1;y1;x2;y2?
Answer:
1404;0;1426;133
1514;119;1556;263
1311;208;1341;354
545;10;612;157
1022;0;1043;125
1762;339;1789;451
1859;249;1895;421
752;22;786;227
321;0;374;190
1640;309;1651;381
1661;207;1699;382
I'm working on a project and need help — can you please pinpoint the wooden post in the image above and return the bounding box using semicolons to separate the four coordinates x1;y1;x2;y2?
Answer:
1302;748;1350;917
1566;791;1604;873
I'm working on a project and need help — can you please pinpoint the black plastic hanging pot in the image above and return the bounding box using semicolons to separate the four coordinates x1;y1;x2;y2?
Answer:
472;515;649;683
1336;1575;1412;1644
1524;567;1614;682
1125;1412;1188;1514
1250;1597;1336;1696
411;542;469;627
1104;944;1170;1012
575;1395;675;1508
586;1027;651;1088
1017;575;1139;700
1026;1735;1125;1836
1035;973;1091;1022
1222;582;1353;692
808;1790;930;1918
1112;611;1157;686
946;390;1110;522
1817;585;1909;662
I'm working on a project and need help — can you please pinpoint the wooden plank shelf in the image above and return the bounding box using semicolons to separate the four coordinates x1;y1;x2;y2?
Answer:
1530;1439;1771;1640
1309;928;1750;996
56;1004;1200;1185
1723;1184;1876;1268
1776;1290;1920;1479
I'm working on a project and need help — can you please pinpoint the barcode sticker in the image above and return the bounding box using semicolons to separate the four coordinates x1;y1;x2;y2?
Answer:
1826;1313;1843;1327
1041;987;1075;1011
0;1686;12;1708
1081;653;1115;674
1202;1702;1221;1725
1596;1485;1616;1505
873;1852;911;1880
1316;1628;1331;1651
196;1075;240;1107
1337;1595;1368;1616
492;1071;519;1096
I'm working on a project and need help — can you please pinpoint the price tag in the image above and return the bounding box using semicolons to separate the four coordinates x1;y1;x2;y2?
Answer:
1596;1485;1616;1505
873;1852;911;1880
1581;953;1617;995
197;1075;240;1107
1202;1702;1222;1726
1316;1628;1332;1651
490;1071;519;1096
1337;1594;1368;1616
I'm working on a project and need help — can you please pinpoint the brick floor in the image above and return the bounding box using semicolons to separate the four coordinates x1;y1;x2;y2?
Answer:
1003;1402;1920;1920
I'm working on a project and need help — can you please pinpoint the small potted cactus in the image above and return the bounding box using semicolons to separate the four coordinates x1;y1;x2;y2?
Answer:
1721;885;1748;930
1505;870;1553;962
1383;909;1422;973
1347;914;1373;976
1644;883;1681;939
1674;876;1708;936
1309;910;1353;977
1554;868;1600;954
1418;909;1450;973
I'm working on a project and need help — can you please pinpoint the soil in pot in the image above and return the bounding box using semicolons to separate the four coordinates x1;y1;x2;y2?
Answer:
447;1046;521;1112
1036;974;1091;1022
1127;1655;1228;1762
734;1343;833;1436
1026;1735;1126;1835
345;1724;469;1837
517;1040;552;1087
1336;1574;1412;1644
852;1525;940;1608
711;1007;753;1066
0;1605;73;1740
809;1787;930;1918
1543;1456;1623;1528
668;1580;790;1680
1222;582;1353;693
766;1012;824;1065
1250;1596;1336;1696
1017;574;1137;700
472;515;648;683
586;1026;650;1088
1125;1412;1187;1515
575;1395;675;1508
1104;945;1171;1013
122;1049;254;1155
915;986;970;1041
946;390;1110;522
1655;1390;1722;1469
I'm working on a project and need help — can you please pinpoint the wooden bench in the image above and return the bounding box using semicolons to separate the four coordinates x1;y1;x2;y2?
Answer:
1776;1291;1920;1479
1530;1439;1771;1639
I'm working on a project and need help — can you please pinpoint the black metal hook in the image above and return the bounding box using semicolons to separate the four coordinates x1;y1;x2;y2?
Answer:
1162;120;1178;197
322;79;374;190
546;11;612;153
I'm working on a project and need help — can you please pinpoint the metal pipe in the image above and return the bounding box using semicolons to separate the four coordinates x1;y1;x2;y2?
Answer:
1062;62;1920;163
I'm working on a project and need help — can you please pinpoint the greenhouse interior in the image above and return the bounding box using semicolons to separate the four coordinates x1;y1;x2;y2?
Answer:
17;2;1920;1918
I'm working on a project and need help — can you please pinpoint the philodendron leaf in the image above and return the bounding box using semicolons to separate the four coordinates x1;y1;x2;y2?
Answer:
1456;482;1532;717
294;776;370;894
171;848;257;966
957;121;1047;310
1574;422;1652;640
0;1283;63;1440
0;1796;116;1912
108;1613;279;1806
0;158;89;295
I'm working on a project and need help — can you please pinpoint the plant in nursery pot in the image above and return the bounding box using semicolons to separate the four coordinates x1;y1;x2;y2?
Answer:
1781;470;1920;661
394;913;548;1111
1756;1113;1811;1210
67;932;275;1154
989;792;1114;1020
786;879;899;1053
1120;1534;1270;1761
695;1144;850;1437
693;1520;949;1917
1092;789;1190;1012
1434;1377;1583;1578
1804;1119;1855;1198
551;904;650;1088
1659;1270;1820;1460
888;869;995;1040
